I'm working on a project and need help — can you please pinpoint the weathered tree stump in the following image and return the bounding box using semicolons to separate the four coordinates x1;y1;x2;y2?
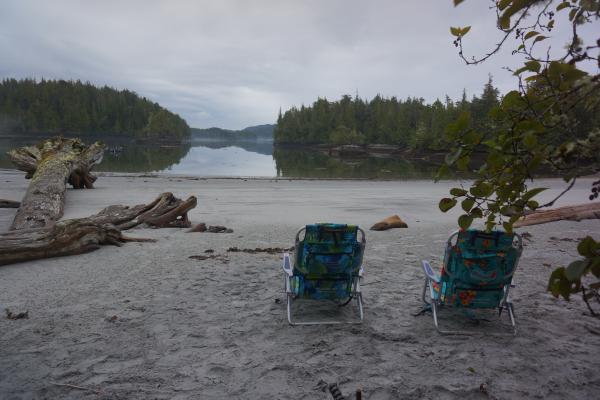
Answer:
0;192;197;266
8;137;105;230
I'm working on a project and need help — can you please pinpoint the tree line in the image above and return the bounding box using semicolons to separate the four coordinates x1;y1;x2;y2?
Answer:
274;78;504;150
0;78;190;141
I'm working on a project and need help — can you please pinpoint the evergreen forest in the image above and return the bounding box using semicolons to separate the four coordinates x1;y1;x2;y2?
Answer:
274;77;598;151
0;78;190;141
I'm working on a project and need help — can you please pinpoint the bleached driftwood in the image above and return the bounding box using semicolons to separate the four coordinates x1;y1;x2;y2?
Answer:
0;192;197;266
514;202;600;228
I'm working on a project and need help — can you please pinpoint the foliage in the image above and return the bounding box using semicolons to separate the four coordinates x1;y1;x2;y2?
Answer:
441;0;600;315
0;78;190;141
274;82;502;150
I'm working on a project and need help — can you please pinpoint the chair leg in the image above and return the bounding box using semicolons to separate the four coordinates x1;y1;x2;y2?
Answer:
507;302;517;335
356;292;364;322
422;278;431;305
287;293;295;325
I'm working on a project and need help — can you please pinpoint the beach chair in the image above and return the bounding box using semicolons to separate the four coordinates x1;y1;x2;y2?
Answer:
421;229;523;335
282;223;366;325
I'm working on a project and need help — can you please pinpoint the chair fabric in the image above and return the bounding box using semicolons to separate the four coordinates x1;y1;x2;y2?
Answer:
290;223;364;300
434;229;520;308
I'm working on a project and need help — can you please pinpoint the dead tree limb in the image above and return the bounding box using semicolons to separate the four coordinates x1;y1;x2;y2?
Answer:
0;199;20;208
0;193;197;266
8;137;105;230
514;202;600;228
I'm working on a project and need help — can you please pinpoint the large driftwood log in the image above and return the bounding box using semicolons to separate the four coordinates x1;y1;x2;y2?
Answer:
514;202;600;227
0;193;197;266
9;137;105;230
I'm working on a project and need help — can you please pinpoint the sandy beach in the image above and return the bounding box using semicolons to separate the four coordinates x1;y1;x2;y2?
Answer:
0;169;599;399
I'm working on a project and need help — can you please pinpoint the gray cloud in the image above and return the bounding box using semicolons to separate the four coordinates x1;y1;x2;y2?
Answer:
0;0;584;129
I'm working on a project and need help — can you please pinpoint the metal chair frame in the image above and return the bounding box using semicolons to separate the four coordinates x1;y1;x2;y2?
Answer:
282;225;366;325
421;230;522;335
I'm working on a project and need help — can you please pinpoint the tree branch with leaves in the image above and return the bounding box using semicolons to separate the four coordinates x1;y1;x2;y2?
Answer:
440;0;600;315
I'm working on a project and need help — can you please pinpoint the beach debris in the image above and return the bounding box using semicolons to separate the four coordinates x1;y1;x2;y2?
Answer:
479;383;488;394
50;381;101;395
204;249;214;253
106;315;118;323
207;225;233;233
5;308;29;320
189;254;229;263
328;383;346;400
370;214;408;230
188;223;207;232
227;246;293;254
9;137;105;230
0;199;20;208
0;192;195;266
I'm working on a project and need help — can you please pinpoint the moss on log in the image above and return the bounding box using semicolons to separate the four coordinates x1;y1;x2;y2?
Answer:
9;137;105;230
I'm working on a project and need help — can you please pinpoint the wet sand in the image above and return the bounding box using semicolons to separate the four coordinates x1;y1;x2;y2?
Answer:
1;170;599;399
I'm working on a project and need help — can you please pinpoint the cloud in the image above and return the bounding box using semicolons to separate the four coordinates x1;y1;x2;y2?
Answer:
0;0;585;129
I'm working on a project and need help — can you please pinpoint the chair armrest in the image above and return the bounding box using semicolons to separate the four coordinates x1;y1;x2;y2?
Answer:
282;252;293;277
421;260;440;283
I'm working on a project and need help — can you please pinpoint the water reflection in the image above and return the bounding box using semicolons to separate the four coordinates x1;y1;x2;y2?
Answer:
0;135;457;179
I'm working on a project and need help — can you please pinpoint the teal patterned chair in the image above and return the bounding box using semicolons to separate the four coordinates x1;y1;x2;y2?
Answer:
421;229;523;335
282;223;366;325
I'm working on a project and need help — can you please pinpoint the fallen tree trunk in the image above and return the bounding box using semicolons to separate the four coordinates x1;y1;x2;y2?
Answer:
9;137;105;230
0;199;20;208
514;202;600;228
0;192;197;266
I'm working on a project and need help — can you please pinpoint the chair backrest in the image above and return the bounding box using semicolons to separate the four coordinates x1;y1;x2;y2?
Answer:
291;223;365;299
440;229;522;308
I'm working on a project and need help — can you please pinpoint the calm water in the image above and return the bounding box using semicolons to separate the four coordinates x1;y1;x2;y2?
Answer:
0;136;448;179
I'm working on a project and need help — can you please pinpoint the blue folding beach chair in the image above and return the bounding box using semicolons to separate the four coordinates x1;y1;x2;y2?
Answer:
282;223;366;325
421;229;523;335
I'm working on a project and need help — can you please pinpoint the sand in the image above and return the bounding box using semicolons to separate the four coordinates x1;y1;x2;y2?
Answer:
0;170;599;399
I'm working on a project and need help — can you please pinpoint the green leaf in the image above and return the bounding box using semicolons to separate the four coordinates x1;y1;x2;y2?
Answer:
453;0;465;5
450;188;468;197
577;236;598;257
524;31;539;40
450;27;462;37
556;2;570;12
445;148;463;165
524;60;541;73
439;198;457;212
523;132;538;149
526;200;539;210
458;214;473;230
460;26;471;36
461;198;475;212
470;207;483;219
565;260;588;282
502;221;513;234
533;35;548;44
498;0;512;11
522;187;547;201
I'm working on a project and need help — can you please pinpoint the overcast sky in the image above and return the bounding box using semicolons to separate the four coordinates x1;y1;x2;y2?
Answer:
0;0;584;129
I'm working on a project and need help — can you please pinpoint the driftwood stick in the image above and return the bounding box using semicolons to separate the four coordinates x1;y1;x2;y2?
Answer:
514;202;600;228
0;199;20;208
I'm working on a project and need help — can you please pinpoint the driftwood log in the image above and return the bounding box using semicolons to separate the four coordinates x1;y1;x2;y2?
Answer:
0;192;197;266
514;202;600;227
0;199;20;208
8;137;105;230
